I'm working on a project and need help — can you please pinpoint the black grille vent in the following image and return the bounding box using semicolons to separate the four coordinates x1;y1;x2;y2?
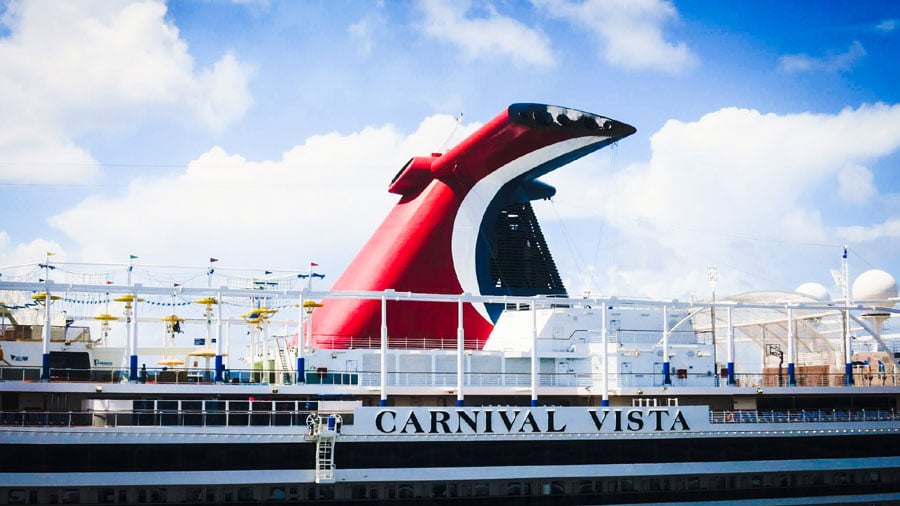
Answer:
488;202;565;294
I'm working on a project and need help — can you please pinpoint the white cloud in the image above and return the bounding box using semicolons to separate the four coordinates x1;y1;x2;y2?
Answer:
0;232;65;274
547;103;900;297
779;40;866;73
837;163;877;205
418;0;555;67
0;0;254;183
46;115;480;274
836;218;900;243
534;0;697;73
875;19;897;33
349;17;375;57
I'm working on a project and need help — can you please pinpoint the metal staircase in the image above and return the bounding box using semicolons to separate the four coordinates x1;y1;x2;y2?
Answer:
307;414;341;484
274;335;293;384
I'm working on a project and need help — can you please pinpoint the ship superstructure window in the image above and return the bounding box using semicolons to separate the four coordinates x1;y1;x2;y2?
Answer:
506;481;530;495
541;480;565;495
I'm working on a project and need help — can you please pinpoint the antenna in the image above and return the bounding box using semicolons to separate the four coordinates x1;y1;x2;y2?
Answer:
436;113;464;153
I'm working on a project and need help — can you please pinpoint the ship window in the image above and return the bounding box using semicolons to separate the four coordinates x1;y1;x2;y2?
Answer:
621;479;634;492
98;488;126;503
869;471;881;483
506;481;530;495
228;401;249;426
467;483;490;497
267;487;285;501
7;490;27;505
577;480;593;493
237;487;253;501
148;488;165;503
431;484;448;498
776;474;789;487
59;489;80;504
542;481;564;495
185;488;202;502
750;475;763;488
398;484;414;499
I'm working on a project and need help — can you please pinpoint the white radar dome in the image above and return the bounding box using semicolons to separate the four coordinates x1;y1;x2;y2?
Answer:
851;269;898;306
795;282;830;301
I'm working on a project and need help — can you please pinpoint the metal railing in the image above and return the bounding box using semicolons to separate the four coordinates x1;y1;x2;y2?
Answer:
0;409;321;428
1;366;898;389
3;407;897;429
710;409;899;424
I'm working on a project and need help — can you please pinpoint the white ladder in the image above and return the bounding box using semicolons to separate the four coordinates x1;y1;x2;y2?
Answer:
316;436;335;484
274;336;293;384
308;414;341;484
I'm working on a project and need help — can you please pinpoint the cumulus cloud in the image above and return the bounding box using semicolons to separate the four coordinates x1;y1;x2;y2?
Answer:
534;0;697;73
837;163;877;205
46;114;480;273
0;0;254;183
779;40;866;73
0;232;65;273
418;0;555;66
549;103;900;297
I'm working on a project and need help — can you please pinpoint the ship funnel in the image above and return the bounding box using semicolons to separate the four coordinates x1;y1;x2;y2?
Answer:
311;103;636;349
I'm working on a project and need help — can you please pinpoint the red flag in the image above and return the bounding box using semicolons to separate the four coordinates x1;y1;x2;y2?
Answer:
210;257;219;263
310;262;318;267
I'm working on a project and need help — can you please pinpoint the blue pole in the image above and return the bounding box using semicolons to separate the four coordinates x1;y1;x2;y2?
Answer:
727;362;735;386
215;355;224;383
787;363;796;386
41;353;51;381
296;357;305;384
662;362;672;385
129;355;138;382
845;362;854;385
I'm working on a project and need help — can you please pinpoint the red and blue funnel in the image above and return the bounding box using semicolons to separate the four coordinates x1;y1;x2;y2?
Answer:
311;104;636;349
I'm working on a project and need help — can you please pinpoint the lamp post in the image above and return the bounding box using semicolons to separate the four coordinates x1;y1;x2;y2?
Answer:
707;265;718;386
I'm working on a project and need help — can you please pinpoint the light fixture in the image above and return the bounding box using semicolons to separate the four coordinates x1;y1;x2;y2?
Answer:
272;388;279;394
95;385;102;393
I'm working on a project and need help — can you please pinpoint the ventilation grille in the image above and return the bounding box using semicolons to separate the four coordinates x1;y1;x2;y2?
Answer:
488;202;565;294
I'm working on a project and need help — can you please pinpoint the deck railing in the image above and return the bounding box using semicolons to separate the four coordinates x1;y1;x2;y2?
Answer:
0;366;896;389
1;408;897;429
710;408;898;424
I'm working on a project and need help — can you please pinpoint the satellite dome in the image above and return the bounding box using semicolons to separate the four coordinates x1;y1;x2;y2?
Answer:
795;282;830;301
851;269;898;306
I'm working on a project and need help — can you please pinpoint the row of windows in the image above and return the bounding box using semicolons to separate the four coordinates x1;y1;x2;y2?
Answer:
4;433;899;473
3;469;897;504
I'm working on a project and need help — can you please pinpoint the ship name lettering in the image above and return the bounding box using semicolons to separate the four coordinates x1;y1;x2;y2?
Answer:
587;408;690;432
374;409;567;434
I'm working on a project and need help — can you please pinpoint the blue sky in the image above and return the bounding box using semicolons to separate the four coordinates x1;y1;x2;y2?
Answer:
1;0;899;302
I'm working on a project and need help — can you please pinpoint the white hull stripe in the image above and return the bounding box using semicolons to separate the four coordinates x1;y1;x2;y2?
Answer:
0;456;891;487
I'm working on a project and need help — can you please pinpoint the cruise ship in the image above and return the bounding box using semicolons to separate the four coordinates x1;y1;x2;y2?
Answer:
0;104;898;505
